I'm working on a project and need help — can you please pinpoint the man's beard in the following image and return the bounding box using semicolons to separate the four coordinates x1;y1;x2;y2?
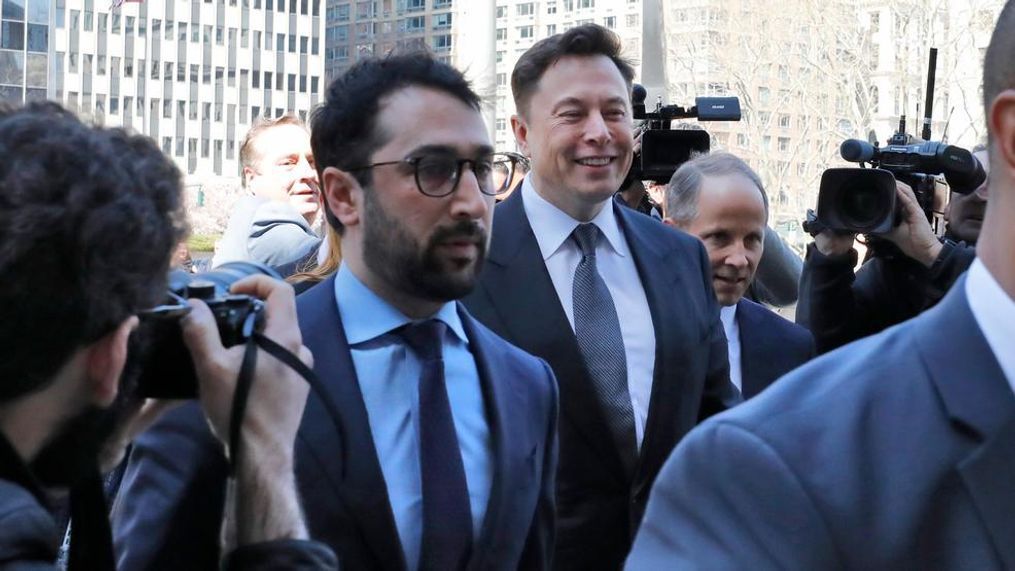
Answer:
362;190;487;303
30;339;145;488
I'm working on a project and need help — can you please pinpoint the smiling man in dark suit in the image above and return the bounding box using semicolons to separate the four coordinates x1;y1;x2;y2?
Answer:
664;152;815;399
628;5;1015;567
112;53;557;571
462;25;734;570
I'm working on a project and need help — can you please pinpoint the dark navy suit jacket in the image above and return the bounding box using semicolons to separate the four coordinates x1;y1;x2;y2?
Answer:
735;298;815;399
112;275;559;571
628;276;1015;569
462;190;734;570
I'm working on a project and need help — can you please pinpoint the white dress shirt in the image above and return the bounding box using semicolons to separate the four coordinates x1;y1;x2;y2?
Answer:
720;304;743;394
965;258;1015;395
521;177;657;447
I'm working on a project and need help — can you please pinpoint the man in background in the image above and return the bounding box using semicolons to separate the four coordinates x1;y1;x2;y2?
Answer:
213;115;322;268
664;152;814;399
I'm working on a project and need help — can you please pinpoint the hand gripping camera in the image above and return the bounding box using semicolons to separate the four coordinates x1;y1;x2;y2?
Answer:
134;262;276;399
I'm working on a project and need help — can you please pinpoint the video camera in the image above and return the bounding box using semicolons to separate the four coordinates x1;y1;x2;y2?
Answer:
629;84;742;183
809;120;985;235
806;48;985;237
134;261;276;399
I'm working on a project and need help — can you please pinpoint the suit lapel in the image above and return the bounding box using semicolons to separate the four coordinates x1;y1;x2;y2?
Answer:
296;278;407;570
914;279;1015;567
458;306;519;570
482;190;629;483
614;204;695;479
736;299;770;399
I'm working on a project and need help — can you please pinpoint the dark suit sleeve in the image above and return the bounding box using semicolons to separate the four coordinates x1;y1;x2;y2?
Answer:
692;241;737;420
223;539;337;570
110;402;228;571
519;360;559;571
626;422;839;570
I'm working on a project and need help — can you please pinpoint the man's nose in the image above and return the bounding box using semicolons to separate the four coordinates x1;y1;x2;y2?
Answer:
583;113;611;146
450;166;490;220
724;248;749;270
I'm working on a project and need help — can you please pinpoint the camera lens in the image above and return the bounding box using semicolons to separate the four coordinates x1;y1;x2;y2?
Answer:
838;186;891;230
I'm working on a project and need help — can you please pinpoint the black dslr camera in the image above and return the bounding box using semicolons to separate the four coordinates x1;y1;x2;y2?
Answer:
810;122;985;235
134;261;278;399
629;84;742;183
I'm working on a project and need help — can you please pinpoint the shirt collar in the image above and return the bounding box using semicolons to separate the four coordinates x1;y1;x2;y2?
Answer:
334;263;468;346
520;175;629;261
720;303;739;334
965;258;1015;394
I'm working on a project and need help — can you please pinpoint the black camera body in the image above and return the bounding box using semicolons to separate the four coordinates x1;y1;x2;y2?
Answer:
135;262;276;399
810;121;985;236
628;84;741;183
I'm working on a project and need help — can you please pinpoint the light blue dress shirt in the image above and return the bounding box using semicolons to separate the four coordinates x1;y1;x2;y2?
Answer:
333;264;493;570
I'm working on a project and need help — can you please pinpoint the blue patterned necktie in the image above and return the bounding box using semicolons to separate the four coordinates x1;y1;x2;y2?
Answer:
571;223;638;474
397;320;472;571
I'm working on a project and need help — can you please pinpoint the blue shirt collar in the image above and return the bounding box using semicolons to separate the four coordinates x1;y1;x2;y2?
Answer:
334;263;468;346
520;174;629;261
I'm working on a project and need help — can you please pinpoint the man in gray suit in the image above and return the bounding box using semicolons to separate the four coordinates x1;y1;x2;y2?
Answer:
628;4;1015;568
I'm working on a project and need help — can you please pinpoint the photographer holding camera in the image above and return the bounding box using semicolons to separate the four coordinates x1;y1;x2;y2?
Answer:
796;149;987;353
0;103;335;570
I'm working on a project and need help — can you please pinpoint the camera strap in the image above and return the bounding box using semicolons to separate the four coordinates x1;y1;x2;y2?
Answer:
227;332;331;475
67;467;116;571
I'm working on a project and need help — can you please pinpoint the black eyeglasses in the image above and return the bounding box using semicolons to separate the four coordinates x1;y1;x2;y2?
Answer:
347;152;523;197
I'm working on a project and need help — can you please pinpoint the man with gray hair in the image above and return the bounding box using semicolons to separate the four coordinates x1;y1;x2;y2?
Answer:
663;152;814;399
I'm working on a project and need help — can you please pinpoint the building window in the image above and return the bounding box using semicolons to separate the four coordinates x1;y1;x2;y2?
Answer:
516;2;534;16
496;5;506;18
496;27;506;40
546;24;556;35
604;16;615;28
778;137;790;152
547;2;556;14
518;25;533;39
432;34;452;52
433;12;452;29
625;13;639;27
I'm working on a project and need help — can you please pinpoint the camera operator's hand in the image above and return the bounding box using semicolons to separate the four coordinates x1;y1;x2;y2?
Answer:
181;275;314;545
814;229;857;258
885;181;943;267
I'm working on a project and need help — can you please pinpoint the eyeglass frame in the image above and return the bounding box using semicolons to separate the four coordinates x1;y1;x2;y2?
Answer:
344;151;522;198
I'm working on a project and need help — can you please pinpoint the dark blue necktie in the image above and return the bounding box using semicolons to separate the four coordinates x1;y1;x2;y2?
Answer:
397;320;472;571
571;223;638;474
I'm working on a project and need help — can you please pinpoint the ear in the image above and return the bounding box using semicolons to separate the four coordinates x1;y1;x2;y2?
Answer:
511;114;530;157
989;89;1015;180
242;166;257;189
321;166;363;230
84;316;138;407
662;217;678;229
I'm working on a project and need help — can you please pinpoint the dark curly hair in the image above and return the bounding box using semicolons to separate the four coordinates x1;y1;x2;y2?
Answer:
0;102;188;402
310;51;481;234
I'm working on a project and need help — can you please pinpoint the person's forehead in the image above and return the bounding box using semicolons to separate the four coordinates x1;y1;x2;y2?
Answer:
697;174;766;217
253;124;311;158
533;54;629;102
375;86;490;155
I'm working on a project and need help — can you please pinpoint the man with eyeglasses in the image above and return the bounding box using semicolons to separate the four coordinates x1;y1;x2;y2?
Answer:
112;53;559;571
